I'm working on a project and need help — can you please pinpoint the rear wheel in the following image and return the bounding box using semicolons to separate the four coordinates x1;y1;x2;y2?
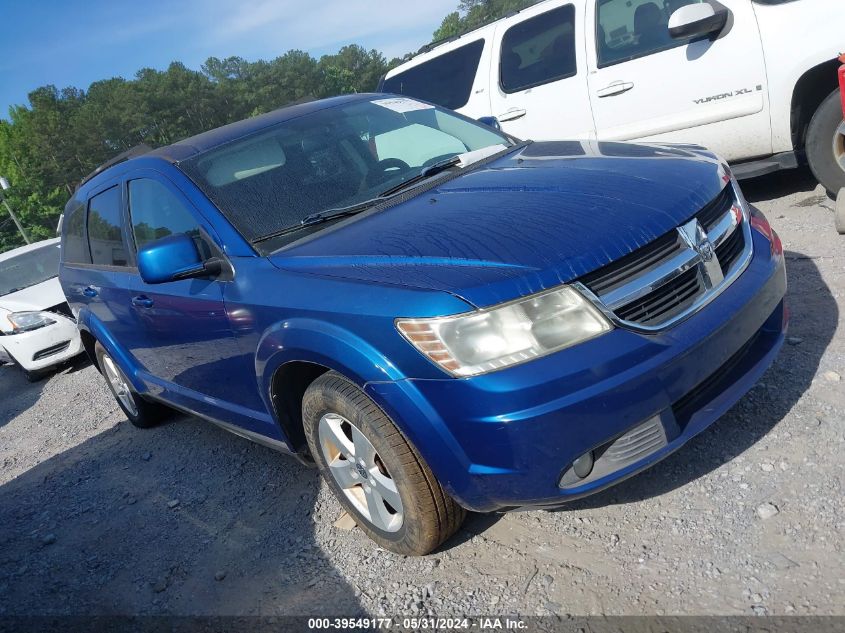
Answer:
806;89;845;196
95;342;169;428
303;371;465;555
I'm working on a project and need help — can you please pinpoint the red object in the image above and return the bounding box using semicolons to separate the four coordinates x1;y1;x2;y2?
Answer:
839;53;845;118
750;209;782;257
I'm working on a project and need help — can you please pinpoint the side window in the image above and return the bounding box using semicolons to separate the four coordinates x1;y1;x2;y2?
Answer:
128;179;207;257
87;186;129;267
499;5;577;94
63;204;90;264
381;40;485;111
597;0;704;67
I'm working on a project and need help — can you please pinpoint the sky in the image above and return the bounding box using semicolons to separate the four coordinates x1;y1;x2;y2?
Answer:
0;0;458;118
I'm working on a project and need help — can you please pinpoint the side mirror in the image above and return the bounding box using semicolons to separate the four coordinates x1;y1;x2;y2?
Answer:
477;116;502;131
137;233;216;284
668;4;728;41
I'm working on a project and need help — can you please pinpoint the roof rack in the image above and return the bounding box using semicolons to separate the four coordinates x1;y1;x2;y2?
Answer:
415;8;524;56
77;144;153;190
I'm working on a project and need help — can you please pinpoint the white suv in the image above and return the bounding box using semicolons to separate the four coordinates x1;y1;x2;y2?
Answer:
382;0;844;193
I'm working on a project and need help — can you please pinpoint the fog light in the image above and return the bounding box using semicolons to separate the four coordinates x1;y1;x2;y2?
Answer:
572;451;594;479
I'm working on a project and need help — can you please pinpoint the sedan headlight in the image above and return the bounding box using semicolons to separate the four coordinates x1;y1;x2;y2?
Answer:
397;286;612;377
7;311;56;333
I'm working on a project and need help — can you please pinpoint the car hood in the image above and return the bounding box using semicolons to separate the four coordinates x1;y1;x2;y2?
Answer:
270;141;729;308
0;277;66;314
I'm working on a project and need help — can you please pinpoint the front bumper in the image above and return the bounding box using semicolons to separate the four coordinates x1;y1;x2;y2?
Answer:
365;227;787;512
0;314;84;372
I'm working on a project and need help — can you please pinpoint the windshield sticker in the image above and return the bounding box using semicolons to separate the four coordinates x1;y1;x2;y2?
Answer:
372;97;435;113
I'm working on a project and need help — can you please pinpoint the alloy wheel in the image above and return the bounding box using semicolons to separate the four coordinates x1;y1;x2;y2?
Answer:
101;353;138;418
318;412;404;532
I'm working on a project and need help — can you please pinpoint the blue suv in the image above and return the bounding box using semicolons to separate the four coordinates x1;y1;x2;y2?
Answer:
59;94;787;555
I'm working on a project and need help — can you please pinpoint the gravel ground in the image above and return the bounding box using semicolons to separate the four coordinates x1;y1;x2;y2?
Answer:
0;168;842;617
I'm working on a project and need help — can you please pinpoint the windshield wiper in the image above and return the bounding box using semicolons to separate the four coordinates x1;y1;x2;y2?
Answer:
378;155;462;198
252;197;388;244
300;197;390;227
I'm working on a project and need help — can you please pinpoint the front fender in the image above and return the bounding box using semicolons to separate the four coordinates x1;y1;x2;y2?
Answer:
256;317;405;413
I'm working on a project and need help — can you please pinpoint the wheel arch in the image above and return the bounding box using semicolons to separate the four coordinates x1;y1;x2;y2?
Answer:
76;309;146;392
790;58;841;152
269;360;332;454
258;318;407;454
78;328;98;371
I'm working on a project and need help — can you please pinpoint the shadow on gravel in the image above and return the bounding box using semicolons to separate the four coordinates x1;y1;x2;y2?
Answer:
0;414;363;616
561;250;836;510
0;367;45;431
0;355;91;431
741;167;820;203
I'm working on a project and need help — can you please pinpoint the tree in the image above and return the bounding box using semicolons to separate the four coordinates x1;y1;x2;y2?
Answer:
0;0;531;254
432;0;540;41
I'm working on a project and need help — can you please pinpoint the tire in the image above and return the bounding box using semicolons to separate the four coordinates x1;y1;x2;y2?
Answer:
94;342;169;428
303;371;465;555
806;89;845;197
24;369;49;383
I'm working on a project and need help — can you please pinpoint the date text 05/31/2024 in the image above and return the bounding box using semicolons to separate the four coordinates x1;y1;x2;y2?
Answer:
307;617;528;630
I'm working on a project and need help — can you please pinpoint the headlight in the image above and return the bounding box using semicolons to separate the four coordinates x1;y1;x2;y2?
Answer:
397;286;612;377
7;311;56;333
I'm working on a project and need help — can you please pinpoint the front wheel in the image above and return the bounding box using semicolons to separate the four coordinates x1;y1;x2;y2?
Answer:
806;89;845;196
303;371;465;555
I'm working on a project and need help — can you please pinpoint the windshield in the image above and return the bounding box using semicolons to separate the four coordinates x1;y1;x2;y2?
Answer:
0;243;61;297
178;97;514;245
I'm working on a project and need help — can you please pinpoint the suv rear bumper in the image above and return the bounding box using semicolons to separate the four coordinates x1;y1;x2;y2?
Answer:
366;228;787;512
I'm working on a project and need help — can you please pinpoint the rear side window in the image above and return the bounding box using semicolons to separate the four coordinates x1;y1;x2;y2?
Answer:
87;186;129;267
500;5;577;93
63;204;90;264
381;40;485;111
596;0;704;67
128;179;201;250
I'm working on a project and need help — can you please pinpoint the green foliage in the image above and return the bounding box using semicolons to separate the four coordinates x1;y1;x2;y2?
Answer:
433;0;541;41
0;1;530;254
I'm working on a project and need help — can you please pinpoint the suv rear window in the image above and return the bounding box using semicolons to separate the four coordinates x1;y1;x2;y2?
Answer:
381;40;485;111
500;5;577;93
63;204;90;265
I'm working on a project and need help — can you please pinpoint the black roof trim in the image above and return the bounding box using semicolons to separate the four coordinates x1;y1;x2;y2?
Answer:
77;144;153;190
415;8;523;56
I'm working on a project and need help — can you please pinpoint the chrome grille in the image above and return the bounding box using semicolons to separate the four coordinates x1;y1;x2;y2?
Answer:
615;266;703;326
577;182;753;331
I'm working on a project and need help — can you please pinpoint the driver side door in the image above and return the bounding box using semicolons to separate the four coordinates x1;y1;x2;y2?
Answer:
122;172;254;413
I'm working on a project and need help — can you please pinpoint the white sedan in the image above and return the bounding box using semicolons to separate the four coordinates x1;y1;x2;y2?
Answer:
0;238;84;381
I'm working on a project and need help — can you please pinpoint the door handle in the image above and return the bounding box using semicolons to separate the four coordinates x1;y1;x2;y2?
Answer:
497;108;527;122
596;81;635;98
131;296;154;308
82;286;98;298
